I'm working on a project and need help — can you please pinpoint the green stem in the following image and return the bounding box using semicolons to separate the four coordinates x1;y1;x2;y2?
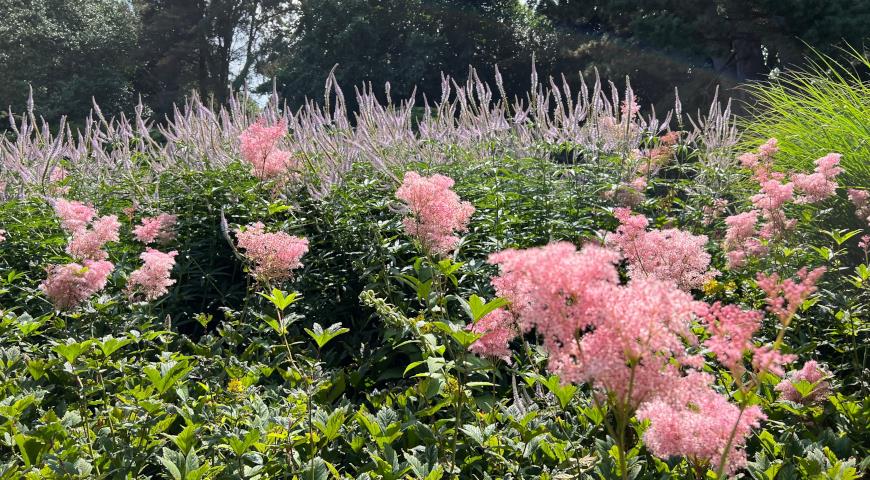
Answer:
714;405;745;478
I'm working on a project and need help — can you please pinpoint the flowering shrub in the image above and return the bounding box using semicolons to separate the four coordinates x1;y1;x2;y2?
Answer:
0;99;866;479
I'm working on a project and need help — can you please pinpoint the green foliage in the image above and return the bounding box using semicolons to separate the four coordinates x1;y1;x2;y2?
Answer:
0;133;868;478
258;0;557;109
0;0;139;128
744;47;870;188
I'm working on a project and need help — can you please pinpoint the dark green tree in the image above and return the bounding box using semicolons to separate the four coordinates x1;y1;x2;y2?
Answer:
134;0;293;120
0;0;139;127
259;0;557;110
533;0;870;114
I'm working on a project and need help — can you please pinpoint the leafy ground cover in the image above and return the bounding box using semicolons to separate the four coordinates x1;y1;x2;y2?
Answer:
0;71;868;479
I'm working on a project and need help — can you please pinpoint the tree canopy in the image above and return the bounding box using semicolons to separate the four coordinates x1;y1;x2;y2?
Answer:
1;0;867;126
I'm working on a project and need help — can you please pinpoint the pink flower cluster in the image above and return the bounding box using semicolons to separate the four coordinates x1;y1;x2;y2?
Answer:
606;208;716;291
637;371;765;474
54;199;96;232
133;213;177;244
724;141;843;268
792;153;843;204
395;171;475;256
54;199;120;261
488;242;705;408
756;267;825;326
467;308;515;363
235;222;309;282
41;260;113;310
775;360;832;405
485;235;822;473
621;98;640;119
42;199;121;309
723;211;766;269
699;302;764;374
66;216;121;261
127;248;178;300
239;118;297;180
487;242;620;380
584;277;701;405
848;189;870;226
0;229;5;243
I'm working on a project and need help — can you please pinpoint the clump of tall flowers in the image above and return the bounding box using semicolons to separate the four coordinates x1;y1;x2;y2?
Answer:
606;208;717;291
724;140;843;268
482;232;826;477
395;171;475;256
235;222;309;283
239;118;297;180
486;241;768;475
43;199;120;309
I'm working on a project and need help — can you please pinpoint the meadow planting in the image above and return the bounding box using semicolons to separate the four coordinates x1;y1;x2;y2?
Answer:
0;65;868;479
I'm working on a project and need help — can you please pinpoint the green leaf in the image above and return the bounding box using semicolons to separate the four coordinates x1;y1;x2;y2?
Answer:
96;336;132;358
14;312;47;336
53;340;92;364
467;295;509;322
538;375;578;409
144;360;193;395
14;434;48;469
258;289;299;312
171;424;198;456
305;322;350;349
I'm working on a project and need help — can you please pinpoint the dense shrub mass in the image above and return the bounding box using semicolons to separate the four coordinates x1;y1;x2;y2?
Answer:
0;74;868;479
